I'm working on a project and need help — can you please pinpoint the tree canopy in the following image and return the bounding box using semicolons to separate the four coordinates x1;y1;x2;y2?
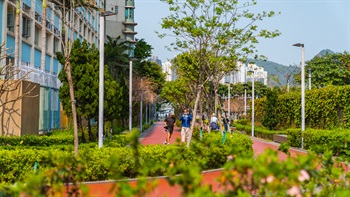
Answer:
159;0;280;146
295;52;350;88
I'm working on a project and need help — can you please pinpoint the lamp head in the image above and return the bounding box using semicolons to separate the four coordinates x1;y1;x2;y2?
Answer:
293;43;304;47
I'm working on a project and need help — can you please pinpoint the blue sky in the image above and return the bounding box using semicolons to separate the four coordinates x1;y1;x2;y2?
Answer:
135;0;350;66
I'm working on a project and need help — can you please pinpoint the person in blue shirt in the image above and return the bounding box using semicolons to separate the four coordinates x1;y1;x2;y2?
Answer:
179;109;192;143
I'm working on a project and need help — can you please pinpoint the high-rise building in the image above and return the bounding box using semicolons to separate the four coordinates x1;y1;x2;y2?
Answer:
149;56;162;66
221;62;268;85
105;0;137;45
0;0;103;132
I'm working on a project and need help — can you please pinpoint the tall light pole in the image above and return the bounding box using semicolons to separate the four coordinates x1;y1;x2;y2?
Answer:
293;43;305;149
140;77;143;132
129;41;136;132
244;63;247;118
98;11;116;148
308;67;311;90
228;73;231;117
248;69;254;137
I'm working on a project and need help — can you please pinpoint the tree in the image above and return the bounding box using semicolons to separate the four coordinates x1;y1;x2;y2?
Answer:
134;38;153;61
14;0;20;68
51;0;101;156
41;0;47;71
218;81;268;98
104;36;130;81
58;40;123;142
297;52;350;88
270;64;300;92
137;61;166;93
261;89;279;130
161;79;193;113
159;0;280;147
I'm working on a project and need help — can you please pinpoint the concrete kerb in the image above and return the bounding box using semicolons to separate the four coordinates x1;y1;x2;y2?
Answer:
250;136;307;154
138;122;158;140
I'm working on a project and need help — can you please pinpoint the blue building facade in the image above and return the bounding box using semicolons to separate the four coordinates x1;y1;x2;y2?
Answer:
0;0;102;131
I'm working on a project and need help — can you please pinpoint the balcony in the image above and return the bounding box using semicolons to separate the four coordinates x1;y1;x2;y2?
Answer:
125;1;135;7
123;19;137;26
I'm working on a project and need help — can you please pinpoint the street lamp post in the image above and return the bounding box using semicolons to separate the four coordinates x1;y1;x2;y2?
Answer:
140;78;143;132
293;43;305;149
98;11;116;148
129;42;136;132
248;69;254;137
308;67;311;90
244;62;247;118
228;73;231;117
244;83;247;118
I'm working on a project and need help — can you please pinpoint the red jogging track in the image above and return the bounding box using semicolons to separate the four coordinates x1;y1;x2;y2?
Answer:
66;122;307;197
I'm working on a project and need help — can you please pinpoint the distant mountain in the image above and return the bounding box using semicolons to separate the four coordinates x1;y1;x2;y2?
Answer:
249;59;300;87
315;49;335;57
249;49;335;87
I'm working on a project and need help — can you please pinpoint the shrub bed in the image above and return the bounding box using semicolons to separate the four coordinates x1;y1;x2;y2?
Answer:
0;131;252;183
233;123;285;141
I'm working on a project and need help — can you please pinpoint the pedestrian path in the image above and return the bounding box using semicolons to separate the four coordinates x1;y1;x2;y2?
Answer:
140;122;181;145
77;122;307;197
140;122;307;160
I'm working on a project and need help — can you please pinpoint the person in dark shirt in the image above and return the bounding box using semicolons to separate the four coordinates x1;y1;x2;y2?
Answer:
164;111;176;145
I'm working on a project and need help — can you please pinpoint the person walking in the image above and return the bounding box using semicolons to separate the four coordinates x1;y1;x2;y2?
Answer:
180;109;192;143
210;113;218;132
221;113;229;144
164;111;175;145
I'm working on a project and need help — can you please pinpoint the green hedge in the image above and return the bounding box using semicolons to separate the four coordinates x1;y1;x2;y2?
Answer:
303;129;350;156
255;85;350;129
0;135;74;147
0;132;252;183
0;133;128;149
233;124;285;141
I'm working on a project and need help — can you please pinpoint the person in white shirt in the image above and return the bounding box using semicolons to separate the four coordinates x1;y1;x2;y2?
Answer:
210;113;218;132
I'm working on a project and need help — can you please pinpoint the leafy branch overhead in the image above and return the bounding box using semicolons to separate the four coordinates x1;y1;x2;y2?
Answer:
159;0;281;147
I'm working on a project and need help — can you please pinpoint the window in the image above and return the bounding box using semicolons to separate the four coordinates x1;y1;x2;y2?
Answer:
34;26;40;46
53;38;59;53
46;34;49;51
114;6;118;14
22;17;31;39
7;6;15;32
125;8;134;20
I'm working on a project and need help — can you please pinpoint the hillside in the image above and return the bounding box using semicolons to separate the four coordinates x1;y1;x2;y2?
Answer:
252;59;300;87
251;49;335;87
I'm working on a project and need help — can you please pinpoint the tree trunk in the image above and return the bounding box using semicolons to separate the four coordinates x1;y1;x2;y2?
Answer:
41;1;47;71
78;116;86;143
65;61;79;156
14;1;20;71
88;119;93;142
187;87;202;148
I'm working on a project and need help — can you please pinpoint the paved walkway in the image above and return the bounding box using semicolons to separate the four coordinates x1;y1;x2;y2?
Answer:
79;122;307;197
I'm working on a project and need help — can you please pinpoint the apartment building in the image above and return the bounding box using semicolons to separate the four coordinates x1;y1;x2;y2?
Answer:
105;0;137;44
221;62;268;85
162;61;178;82
0;0;102;132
